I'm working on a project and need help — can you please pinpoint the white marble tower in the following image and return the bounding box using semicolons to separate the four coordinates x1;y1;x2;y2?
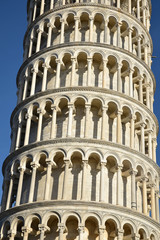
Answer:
0;0;160;239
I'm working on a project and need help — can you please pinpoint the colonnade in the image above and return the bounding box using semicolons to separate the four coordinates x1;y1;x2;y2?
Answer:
27;0;151;30
1;212;158;240
11;98;157;161
18;53;154;111
2;150;159;222
24;13;151;66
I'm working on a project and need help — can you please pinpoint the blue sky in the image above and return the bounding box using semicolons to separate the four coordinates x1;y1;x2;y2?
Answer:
0;1;160;199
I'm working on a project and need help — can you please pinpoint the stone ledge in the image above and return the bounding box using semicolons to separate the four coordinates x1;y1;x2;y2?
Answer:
0;200;159;228
2;138;160;176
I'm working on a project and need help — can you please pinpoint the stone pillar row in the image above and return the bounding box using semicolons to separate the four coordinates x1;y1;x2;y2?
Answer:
19;59;152;110
7;224;140;240
4;161;159;222
25;17;150;66
13;102;156;161
27;0;150;30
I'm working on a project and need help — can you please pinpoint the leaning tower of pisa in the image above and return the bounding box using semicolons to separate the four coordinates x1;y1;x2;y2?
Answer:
0;0;160;239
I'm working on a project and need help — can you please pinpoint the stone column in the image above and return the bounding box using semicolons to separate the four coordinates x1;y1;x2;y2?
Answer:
99;227;105;240
6;174;14;210
128;28;133;52
133;234;140;240
146;84;150;109
102;60;108;88
89;17;94;42
117;229;124;240
139;77;143;103
16;167;25;206
130;115;135;149
28;163;39;203
58;224;65;240
60;19;65;44
28;2;33;25
148;130;152;159
44;160;54;200
130;169;137;210
36;28;43;52
36;108;44;142
24;113;32;146
144;44;148;64
116;165;123;205
55;59;61;88
50;105;57;139
128;0;131;13
140;123;145;154
17;81;24;104
117;22;122;48
67;104;73;137
8;231;16;240
22;76;29;100
117;0;120;8
155;191;160;222
152;138;157;162
151;184;156;220
142;177;148;215
104;19;108;43
50;0;54;9
81;160;88;200
22;227;32;240
87;58;92;86
28;38;33;58
71;58;76;86
99;162;106;202
101;107;108;140
47;23;53;47
142;6;146;26
10;125;17;152
78;225;85;240
30;68;38;96
137;0;141;20
15;122;22;149
62;159;70;199
1;178;10;211
39;224;50;240
24;43;29;61
41;63;48;91
117;111;122;144
117;63;122;92
129;68;134;97
84;104;91;138
32;0;37;21
74;17;79;41
137;36;142;59
40;0;45;15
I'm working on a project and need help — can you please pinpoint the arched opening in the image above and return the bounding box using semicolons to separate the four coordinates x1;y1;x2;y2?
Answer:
65;216;79;240
73;98;85;138
90;99;103;139
56;98;69;138
60;53;72;87
92;53;103;87
76;52;87;86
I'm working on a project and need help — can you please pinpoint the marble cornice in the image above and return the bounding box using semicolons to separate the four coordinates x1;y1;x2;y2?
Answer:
2;138;160;176
0;200;159;229
17;42;156;91
10;87;159;134
24;3;152;52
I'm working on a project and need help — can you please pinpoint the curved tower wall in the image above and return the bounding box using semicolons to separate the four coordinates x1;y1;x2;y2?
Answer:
0;0;160;239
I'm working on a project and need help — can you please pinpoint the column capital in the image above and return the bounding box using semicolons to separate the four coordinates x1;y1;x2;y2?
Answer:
47;22;54;28
42;62;49;69
141;176;148;182
58;223;65;233
55;58;61;64
63;158;72;168
140;122;146;128
117;63;123;69
38;224;50;232
60;18;65;23
78;225;85;233
87;57;92;62
22;226;32;234
71;57;77;62
68;103;74;108
37;107;45;115
117;110;123;116
51;104;57;111
37;28;43;33
30;162;40;169
25;113;32;120
116;164;123;170
18;166;25;173
8;230;16;238
89;17;94;21
74;16;80;21
130;114;136;121
128;27;133;33
130;169;138;176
